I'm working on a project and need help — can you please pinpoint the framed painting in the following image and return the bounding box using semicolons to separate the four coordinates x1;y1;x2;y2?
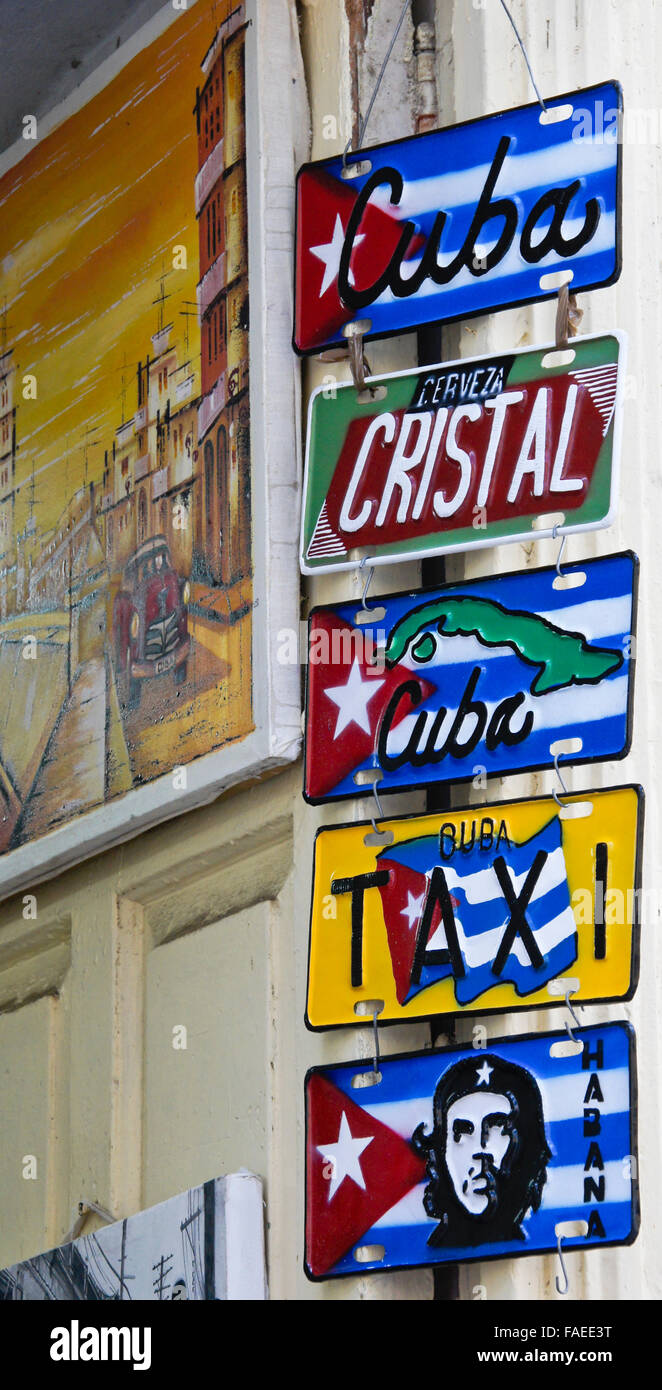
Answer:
0;0;302;897
0;1173;267;1302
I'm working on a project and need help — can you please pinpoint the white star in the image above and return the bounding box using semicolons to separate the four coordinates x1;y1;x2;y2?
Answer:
317;1111;373;1202
401;889;425;931
310;213;365;297
325;658;385;739
476;1061;493;1087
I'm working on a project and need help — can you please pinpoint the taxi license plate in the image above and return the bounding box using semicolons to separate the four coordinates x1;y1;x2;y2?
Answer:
305;1022;638;1278
306;786;643;1028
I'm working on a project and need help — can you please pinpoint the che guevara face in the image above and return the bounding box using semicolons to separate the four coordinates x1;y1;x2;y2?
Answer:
444;1090;515;1216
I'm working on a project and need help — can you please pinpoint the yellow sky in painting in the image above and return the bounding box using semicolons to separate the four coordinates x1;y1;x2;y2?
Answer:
0;0;226;542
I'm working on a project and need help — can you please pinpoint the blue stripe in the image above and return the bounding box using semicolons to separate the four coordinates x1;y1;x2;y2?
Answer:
549;1111;630;1156
323;1026;631;1103
454;882;572;940
328;1198;634;1274
326;250;618;345
330;711;629;797
414;937;577;1006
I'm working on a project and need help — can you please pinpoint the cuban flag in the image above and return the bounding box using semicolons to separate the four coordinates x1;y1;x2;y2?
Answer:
377;816;578;1006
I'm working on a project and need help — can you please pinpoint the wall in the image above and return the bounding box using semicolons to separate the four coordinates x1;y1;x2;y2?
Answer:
0;0;659;1304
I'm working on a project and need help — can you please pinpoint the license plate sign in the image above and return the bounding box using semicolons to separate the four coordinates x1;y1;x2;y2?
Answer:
155;653;176;675
305;1023;638;1278
294;82;622;354
303;552;637;802
306;787;643;1028
300;334;624;573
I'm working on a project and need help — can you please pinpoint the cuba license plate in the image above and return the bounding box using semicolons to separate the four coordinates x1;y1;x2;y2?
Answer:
294;82;622;354
303;552;637;802
305;1022;638;1278
306;786;643;1028
300;334;624;573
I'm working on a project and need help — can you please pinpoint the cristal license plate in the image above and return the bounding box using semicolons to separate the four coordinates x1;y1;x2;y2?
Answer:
155;653;176;675
306;786;643;1029
303;552;637;803
300;334;624;573
305;1022;638;1278
294;82;622;354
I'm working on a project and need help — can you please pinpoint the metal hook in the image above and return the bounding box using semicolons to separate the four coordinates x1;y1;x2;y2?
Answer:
358;556;375;613
343;321;368;393
555;1233;570;1295
555;283;583;349
369;776;385;838
62;1199;118;1245
552;523;567;579
564;989;582;1044
552;749;570;809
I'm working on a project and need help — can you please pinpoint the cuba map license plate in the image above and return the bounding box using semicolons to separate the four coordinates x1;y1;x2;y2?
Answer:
294;82;622;354
303;552;637;803
306;786;643;1029
300;334;624;573
305;1022;638;1279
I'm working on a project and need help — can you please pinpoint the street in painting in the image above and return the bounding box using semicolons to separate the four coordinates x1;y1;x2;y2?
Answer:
294;81;622;354
305;1023;638;1278
303;552;637;802
306;787;643;1028
300;334;624;572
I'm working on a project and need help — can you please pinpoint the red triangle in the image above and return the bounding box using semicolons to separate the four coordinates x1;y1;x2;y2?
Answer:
377;859;443;1005
305;613;437;800
295;167;422;353
306;1073;426;1277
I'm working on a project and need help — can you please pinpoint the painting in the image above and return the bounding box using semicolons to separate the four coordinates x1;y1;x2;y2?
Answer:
0;1174;267;1301
0;0;300;894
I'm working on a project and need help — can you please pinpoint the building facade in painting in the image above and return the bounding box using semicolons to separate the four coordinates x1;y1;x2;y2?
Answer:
194;12;251;601
0;349;16;619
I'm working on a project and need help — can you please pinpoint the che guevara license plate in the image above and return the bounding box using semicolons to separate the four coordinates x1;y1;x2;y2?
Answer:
294;82;622;354
306;786;643;1029
300;334;624;573
305;1022;638;1279
303;552;638;802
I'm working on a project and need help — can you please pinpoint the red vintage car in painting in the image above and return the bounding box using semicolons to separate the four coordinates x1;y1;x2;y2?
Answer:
113;536;191;708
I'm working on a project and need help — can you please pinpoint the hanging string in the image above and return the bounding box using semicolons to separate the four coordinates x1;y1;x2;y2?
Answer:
498;0;547;112
344;0;411;165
